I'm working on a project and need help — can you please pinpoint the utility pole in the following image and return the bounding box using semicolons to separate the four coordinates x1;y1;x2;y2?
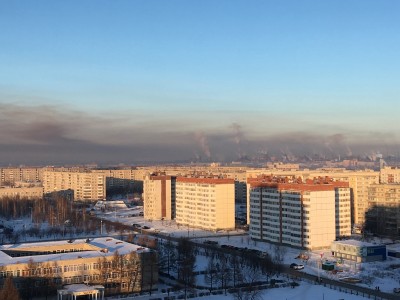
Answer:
100;219;103;235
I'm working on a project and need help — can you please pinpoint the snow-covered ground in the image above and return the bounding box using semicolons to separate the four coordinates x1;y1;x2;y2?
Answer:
2;205;400;299
193;284;368;300
95;206;400;295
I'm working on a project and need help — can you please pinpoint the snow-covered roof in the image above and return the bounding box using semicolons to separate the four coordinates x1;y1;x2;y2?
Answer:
93;200;128;210
332;239;384;247
0;237;150;266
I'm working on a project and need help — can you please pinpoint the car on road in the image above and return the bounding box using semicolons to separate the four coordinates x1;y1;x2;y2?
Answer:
394;287;400;293
142;226;151;230
203;240;218;245
290;263;304;270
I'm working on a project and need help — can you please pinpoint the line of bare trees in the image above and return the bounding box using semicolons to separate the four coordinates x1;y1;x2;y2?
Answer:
157;237;283;300
0;195;132;244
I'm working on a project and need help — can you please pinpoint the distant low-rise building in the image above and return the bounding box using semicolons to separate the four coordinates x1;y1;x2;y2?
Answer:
331;239;386;262
0;186;44;199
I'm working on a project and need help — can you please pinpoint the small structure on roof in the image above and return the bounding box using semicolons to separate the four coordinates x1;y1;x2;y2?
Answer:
57;284;104;300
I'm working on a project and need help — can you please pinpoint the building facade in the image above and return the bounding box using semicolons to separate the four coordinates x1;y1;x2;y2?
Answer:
0;186;44;199
143;174;175;220
175;177;235;231
248;176;350;250
0;237;158;297
43;171;106;201
246;168;379;229
0;167;43;186
380;166;400;184
366;183;400;237
331;240;386;262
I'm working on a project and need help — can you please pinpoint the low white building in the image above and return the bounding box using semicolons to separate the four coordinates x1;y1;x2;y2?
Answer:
0;237;158;297
331;239;386;262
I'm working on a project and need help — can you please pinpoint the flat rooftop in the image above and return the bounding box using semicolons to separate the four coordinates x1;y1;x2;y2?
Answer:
332;239;384;247
0;237;150;266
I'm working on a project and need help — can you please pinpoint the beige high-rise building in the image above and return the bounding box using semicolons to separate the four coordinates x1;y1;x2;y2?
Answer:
335;187;352;237
143;174;175;220
137;165;249;203
248;176;350;250
175;177;235;231
43;171;106;201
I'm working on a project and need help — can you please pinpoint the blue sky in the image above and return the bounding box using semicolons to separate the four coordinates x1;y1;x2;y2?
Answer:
0;1;399;164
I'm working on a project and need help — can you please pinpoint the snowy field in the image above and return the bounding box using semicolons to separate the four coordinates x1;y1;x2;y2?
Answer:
193;284;368;300
108;282;370;300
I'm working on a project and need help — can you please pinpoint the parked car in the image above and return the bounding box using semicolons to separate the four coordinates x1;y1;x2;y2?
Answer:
142;226;150;230
203;240;218;245
394;288;400;293
290;263;304;270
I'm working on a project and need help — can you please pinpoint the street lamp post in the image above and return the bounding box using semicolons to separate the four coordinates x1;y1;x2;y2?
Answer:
100;219;103;236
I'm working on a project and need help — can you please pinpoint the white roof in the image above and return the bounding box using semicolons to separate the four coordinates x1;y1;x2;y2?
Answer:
332;239;384;247
0;237;150;266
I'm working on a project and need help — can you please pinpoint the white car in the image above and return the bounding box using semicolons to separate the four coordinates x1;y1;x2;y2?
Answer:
290;263;304;270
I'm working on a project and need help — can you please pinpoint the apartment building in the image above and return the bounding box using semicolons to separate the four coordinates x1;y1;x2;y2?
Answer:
43;171;106;201
380;166;400;183
0;167;43;186
0;237;158;297
139;165;249;203
248;176;350;250
92;169;136;191
366;183;400;236
175;177;235;231
246;168;379;228
143;174;176;220
335;187;352;237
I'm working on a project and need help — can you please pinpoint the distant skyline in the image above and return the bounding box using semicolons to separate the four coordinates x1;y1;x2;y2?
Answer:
1;1;400;165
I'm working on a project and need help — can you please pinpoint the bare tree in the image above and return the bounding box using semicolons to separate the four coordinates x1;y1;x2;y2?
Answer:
176;238;196;299
273;244;287;265
0;277;20;300
216;253;231;295
204;255;219;292
158;238;176;276
126;251;141;293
